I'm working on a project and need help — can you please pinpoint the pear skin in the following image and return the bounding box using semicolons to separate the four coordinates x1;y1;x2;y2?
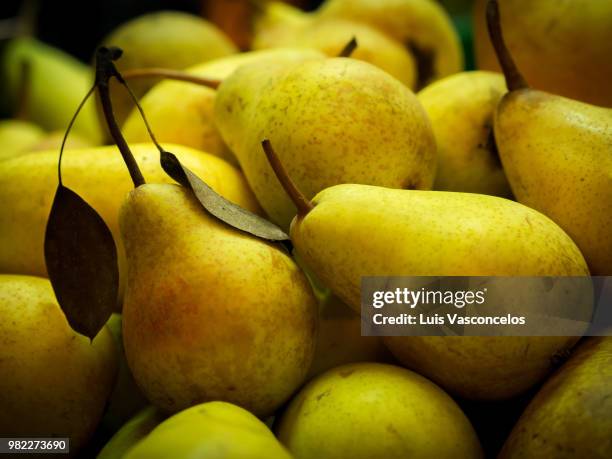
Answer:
0;275;118;455
120;184;318;417
494;90;612;275
216;57;436;229
289;184;589;399
500;337;612;459
0;119;46;161
418;70;511;197
276;363;483;459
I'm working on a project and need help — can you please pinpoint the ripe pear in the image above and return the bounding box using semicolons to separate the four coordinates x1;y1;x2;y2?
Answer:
417;71;511;197
308;295;391;379
0;275;118;454
125;401;292;459
120;183;318;416
276;362;483;459
97;406;165;459
0;37;102;143
122;48;324;162
486;0;612;275
252;1;311;48
500;337;612;459
473;0;612;107
278;178;588;399
316;0;463;88
98;11;237;129
253;18;417;88
215;57;436;229
0;119;45;161
29;130;94;153
0;143;260;303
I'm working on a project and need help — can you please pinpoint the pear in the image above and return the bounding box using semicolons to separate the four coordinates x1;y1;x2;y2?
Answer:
0;143;260;303
120;183;318;416
28;130;94;153
308;295;391;379
263;143;589;400
122;48;324;162
97;406;165;459
486;0;612;275
316;0;463;88
417;71;511;197
253;18;417;88
0;119;45;161
125;401;292;459
276;363;483;459
215;57;436;229
0;275;118;455
500;337;612;459
252;1;311;48
473;0;612;107
98;11;237;129
1;37;102;143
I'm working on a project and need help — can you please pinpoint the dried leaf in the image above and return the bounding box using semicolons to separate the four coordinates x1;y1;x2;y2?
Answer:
160;150;289;241
45;185;118;339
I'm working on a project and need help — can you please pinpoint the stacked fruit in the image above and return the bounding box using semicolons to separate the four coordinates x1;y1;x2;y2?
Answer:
0;1;610;458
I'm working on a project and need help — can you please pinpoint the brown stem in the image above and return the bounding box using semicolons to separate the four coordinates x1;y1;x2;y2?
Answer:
261;139;313;218
15;59;31;121
95;47;145;188
338;37;358;58
122;68;221;90
486;0;527;91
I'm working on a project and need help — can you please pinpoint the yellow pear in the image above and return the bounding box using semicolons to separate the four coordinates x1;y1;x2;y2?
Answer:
1;37;103;143
253;18;416;88
418;70;511;197
215;57;436;229
120;184;318;416
0;275;117;455
276;362;483;459
98;11;237;129
499;337;612;459
0;143;260;303
486;0;612;274
125;401;292;459
316;0;463;88
473;0;612;107
122;48;324;162
97;406;165;459
0;119;45;161
308;295;391;379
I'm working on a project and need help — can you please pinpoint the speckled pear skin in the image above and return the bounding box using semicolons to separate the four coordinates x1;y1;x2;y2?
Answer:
120;184;318;417
495;89;612;275
215;57;436;229
289;184;590;400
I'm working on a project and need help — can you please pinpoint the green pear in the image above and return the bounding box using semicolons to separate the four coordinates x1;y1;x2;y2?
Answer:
98;10;237;129
276;363;483;459
253;18;417;88
125;401;292;459
1;37;102;143
500;337;612;459
215;57;436;229
0;119;45;161
122;48;324;162
0;143;260;303
0;275;118;455
417;71;511;197
97;406;165;459
486;0;612;275
120;183;318;417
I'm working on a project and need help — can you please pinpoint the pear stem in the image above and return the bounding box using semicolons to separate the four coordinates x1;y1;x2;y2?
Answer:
261;139;313;218
486;0;527;91
95;47;145;188
122;68;221;90
338;37;358;58
15;59;31;121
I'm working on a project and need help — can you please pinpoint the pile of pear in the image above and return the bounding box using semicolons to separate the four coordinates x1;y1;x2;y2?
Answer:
0;0;611;458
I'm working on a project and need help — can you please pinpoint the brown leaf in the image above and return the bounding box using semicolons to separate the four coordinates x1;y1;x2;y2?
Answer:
160;150;289;241
45;185;119;339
